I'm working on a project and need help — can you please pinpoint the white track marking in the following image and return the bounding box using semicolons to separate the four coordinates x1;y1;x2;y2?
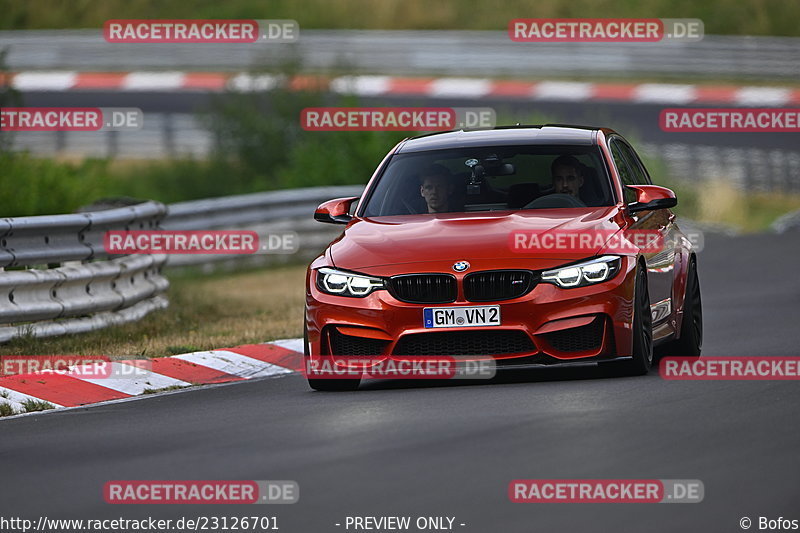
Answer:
226;73;280;92
534;81;594;101
429;78;492;98
271;338;305;354
175;350;293;379
634;83;697;104
330;75;391;96
734;87;792;106
12;71;77;91
122;71;186;91
0;342;306;419
0;386;63;409
61;362;190;395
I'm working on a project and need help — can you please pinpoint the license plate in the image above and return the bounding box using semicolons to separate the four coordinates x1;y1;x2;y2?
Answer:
423;306;501;328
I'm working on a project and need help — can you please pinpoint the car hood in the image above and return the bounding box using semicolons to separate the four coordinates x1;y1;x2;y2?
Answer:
328;207;625;272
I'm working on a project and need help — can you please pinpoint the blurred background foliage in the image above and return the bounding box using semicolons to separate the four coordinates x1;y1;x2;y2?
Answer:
2;0;798;36
2;2;799;230
0;60;412;216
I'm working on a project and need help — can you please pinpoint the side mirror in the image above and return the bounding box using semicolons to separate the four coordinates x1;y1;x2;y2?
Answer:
626;185;677;214
314;196;359;224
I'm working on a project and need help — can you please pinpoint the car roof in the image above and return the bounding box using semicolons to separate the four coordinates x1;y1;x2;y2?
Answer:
396;125;607;153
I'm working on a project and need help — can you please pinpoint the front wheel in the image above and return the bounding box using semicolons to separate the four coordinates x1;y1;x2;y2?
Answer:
608;263;653;376
656;256;702;358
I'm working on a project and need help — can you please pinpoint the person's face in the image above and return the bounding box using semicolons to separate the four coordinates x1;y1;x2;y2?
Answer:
420;175;452;213
552;165;584;197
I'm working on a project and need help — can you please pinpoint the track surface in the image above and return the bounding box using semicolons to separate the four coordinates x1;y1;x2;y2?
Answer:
2;231;799;532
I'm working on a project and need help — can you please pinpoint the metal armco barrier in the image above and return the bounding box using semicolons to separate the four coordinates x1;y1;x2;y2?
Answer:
0;186;363;343
2;30;798;80
0;201;169;343
0;201;165;267
162;185;363;269
0;256;169;343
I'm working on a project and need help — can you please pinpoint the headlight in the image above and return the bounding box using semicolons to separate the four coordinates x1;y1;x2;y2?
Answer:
316;267;385;297
541;256;621;288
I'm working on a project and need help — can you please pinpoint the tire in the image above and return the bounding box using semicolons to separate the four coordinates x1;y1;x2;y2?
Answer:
656;257;702;358
609;263;654;376
304;323;361;391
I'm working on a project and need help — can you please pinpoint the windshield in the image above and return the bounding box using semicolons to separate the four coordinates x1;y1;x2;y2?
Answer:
360;145;614;217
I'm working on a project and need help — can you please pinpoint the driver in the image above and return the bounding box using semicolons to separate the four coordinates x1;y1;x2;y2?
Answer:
551;155;584;199
419;164;455;213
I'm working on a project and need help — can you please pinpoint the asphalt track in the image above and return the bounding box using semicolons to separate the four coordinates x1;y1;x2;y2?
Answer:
19;90;800;151
2;230;799;532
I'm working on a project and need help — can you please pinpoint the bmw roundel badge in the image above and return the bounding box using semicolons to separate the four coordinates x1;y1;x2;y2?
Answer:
453;261;470;272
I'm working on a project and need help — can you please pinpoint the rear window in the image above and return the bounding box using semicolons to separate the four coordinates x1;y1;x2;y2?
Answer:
360;145;614;217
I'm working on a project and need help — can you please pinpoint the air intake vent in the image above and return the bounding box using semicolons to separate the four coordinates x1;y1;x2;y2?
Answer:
541;318;604;353
388;274;457;304
464;270;536;302
328;328;390;356
393;330;535;356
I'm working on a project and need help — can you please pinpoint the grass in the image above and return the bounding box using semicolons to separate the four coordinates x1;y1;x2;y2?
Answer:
691;183;800;232
2;0;799;36
0;398;56;417
1;263;308;358
674;180;800;232
0;401;16;416
20;399;55;412
640;155;800;232
734;191;800;231
142;384;192;394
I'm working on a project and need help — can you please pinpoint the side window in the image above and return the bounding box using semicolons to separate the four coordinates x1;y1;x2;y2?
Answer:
609;140;638;204
616;141;651;185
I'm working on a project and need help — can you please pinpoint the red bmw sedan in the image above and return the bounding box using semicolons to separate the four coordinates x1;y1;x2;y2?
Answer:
305;125;702;390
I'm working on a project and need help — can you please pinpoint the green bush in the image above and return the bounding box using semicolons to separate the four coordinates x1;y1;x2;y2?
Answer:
3;0;798;36
1;78;412;215
0;153;113;216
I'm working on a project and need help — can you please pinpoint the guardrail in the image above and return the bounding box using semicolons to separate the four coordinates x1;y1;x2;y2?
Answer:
1;30;799;80
0;201;169;343
162;185;363;270
0;186;362;343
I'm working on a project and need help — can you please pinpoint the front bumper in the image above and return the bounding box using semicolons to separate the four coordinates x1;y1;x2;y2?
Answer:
305;256;638;366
